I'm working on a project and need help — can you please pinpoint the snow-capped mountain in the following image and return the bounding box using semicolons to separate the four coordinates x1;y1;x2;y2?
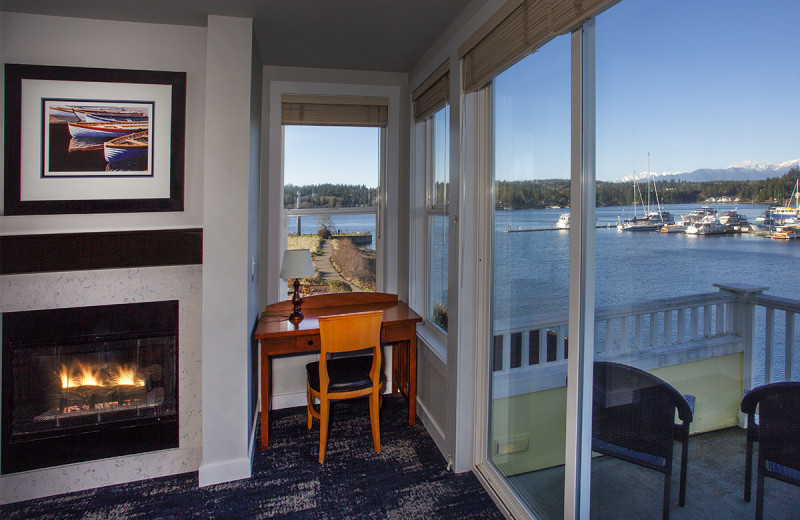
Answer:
614;159;800;183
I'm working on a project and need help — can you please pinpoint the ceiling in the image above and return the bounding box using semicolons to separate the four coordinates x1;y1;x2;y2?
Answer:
1;0;476;72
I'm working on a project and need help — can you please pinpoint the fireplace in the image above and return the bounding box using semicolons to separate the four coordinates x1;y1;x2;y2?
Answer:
2;301;179;474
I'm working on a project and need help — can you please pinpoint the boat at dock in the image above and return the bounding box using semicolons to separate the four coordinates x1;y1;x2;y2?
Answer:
686;215;727;235
660;222;687;233
771;226;798;240
718;209;749;230
67;121;148;139
681;206;717;225
769;179;799;224
103;130;148;164
556;213;570;229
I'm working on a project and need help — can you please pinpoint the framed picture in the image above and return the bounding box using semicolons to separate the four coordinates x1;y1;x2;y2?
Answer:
4;64;186;215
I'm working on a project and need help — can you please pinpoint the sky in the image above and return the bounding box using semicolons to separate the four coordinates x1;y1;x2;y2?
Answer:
285;0;800;186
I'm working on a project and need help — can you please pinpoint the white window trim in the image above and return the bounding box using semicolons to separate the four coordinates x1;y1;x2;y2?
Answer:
267;81;401;303
424;107;451;338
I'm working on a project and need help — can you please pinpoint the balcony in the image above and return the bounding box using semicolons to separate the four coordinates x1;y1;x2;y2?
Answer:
491;283;800;518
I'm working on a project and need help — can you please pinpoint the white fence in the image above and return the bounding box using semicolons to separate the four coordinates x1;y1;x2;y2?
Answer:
491;284;798;399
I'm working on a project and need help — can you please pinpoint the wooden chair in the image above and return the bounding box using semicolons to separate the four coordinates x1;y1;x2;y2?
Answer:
306;310;384;463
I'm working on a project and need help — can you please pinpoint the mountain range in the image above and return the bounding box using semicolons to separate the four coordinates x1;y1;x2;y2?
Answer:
614;159;800;183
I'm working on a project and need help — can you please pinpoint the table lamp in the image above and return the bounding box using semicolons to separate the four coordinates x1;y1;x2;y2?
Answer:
280;249;315;322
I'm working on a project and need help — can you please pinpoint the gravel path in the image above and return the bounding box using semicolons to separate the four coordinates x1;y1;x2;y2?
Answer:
312;239;346;283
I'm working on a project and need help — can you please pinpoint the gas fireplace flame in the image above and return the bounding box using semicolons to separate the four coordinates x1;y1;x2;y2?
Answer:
57;360;145;389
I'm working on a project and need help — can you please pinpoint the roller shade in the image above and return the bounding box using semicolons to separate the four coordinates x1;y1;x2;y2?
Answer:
281;94;388;127
460;0;619;93
412;61;450;123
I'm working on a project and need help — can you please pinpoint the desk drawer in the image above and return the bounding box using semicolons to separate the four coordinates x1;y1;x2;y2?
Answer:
381;325;412;343
297;334;321;351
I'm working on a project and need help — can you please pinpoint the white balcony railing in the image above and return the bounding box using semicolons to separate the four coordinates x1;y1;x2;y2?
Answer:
491;283;799;399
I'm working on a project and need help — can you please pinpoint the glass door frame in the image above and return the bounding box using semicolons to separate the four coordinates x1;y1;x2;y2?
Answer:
470;21;597;520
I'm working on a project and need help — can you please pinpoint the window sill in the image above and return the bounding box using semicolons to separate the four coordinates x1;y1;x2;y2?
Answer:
415;322;448;367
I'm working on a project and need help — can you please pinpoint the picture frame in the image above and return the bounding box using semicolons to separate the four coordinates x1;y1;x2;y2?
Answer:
4;64;186;215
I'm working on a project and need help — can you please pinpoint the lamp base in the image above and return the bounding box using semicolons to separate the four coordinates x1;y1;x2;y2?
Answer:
289;278;304;322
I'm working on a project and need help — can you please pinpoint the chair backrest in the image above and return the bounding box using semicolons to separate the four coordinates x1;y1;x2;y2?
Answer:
593;361;688;459
742;382;800;472
317;310;384;355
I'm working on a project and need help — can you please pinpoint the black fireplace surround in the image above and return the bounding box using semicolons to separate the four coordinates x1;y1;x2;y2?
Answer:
2;301;179;474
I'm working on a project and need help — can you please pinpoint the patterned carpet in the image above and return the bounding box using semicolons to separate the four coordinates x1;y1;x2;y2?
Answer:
3;395;503;519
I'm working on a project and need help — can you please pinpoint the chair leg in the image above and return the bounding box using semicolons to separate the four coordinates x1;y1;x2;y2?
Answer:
318;397;330;463
679;426;689;506
745;425;755;501
306;386;313;429
369;390;381;454
755;463;765;520
662;458;673;520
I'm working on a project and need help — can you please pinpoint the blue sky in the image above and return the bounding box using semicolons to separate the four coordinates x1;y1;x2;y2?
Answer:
284;125;380;187
286;0;799;186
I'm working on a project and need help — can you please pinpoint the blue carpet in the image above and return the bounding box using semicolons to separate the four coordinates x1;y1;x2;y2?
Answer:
3;395;502;519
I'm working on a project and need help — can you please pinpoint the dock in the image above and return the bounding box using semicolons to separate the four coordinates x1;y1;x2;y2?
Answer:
505;224;615;233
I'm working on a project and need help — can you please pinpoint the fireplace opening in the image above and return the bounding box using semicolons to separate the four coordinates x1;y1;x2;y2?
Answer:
2;301;179;474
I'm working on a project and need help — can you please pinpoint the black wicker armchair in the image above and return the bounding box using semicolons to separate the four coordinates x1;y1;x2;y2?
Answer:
592;361;695;520
740;382;800;520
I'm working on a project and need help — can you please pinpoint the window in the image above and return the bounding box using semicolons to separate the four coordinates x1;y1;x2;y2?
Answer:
426;105;450;331
282;96;386;294
489;34;572;517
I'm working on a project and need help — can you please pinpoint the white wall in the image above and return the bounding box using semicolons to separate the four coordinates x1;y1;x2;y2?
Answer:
0;12;207;503
199;15;256;487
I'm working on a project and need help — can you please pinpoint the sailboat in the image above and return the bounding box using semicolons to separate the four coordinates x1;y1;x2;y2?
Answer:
618;154;675;231
769;178;799;224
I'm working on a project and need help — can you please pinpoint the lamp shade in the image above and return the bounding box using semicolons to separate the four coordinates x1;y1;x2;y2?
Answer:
280;249;315;279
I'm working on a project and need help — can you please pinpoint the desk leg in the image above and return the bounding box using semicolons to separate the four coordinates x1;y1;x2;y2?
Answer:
260;353;271;449
392;344;399;394
408;335;417;425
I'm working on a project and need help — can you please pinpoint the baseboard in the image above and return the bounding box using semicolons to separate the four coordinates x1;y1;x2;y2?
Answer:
416;397;448;462
198;456;252;487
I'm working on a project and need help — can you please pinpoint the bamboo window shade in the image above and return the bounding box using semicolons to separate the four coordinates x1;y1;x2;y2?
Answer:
459;0;619;93
281;94;388;127
412;61;450;123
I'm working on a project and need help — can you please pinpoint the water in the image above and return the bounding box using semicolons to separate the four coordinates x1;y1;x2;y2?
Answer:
287;214;377;249
495;204;800;319
286;205;799;321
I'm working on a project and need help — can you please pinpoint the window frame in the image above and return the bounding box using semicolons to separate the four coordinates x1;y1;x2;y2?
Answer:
424;104;451;334
265;81;401;305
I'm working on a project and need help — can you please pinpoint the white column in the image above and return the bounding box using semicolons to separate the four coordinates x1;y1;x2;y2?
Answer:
200;15;255;487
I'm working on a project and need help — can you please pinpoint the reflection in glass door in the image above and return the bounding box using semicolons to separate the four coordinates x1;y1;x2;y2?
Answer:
489;33;573;519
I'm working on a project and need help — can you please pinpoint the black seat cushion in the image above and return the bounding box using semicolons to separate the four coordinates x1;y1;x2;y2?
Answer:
306;355;385;393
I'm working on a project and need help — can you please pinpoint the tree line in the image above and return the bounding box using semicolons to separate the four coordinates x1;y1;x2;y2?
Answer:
284;168;799;210
496;167;800;209
284;184;379;209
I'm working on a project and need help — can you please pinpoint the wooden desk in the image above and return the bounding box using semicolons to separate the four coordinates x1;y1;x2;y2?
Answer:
255;292;422;449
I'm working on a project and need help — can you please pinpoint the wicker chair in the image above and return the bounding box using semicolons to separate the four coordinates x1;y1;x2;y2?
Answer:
592;361;695;520
740;382;800;520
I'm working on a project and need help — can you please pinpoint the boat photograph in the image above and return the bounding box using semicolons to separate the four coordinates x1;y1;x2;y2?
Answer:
67;121;149;139
556;213;570;229
103;130;149;165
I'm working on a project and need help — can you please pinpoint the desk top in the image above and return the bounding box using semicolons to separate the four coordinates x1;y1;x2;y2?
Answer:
255;292;421;340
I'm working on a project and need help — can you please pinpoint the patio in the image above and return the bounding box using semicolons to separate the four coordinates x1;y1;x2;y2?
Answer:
511;427;800;520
